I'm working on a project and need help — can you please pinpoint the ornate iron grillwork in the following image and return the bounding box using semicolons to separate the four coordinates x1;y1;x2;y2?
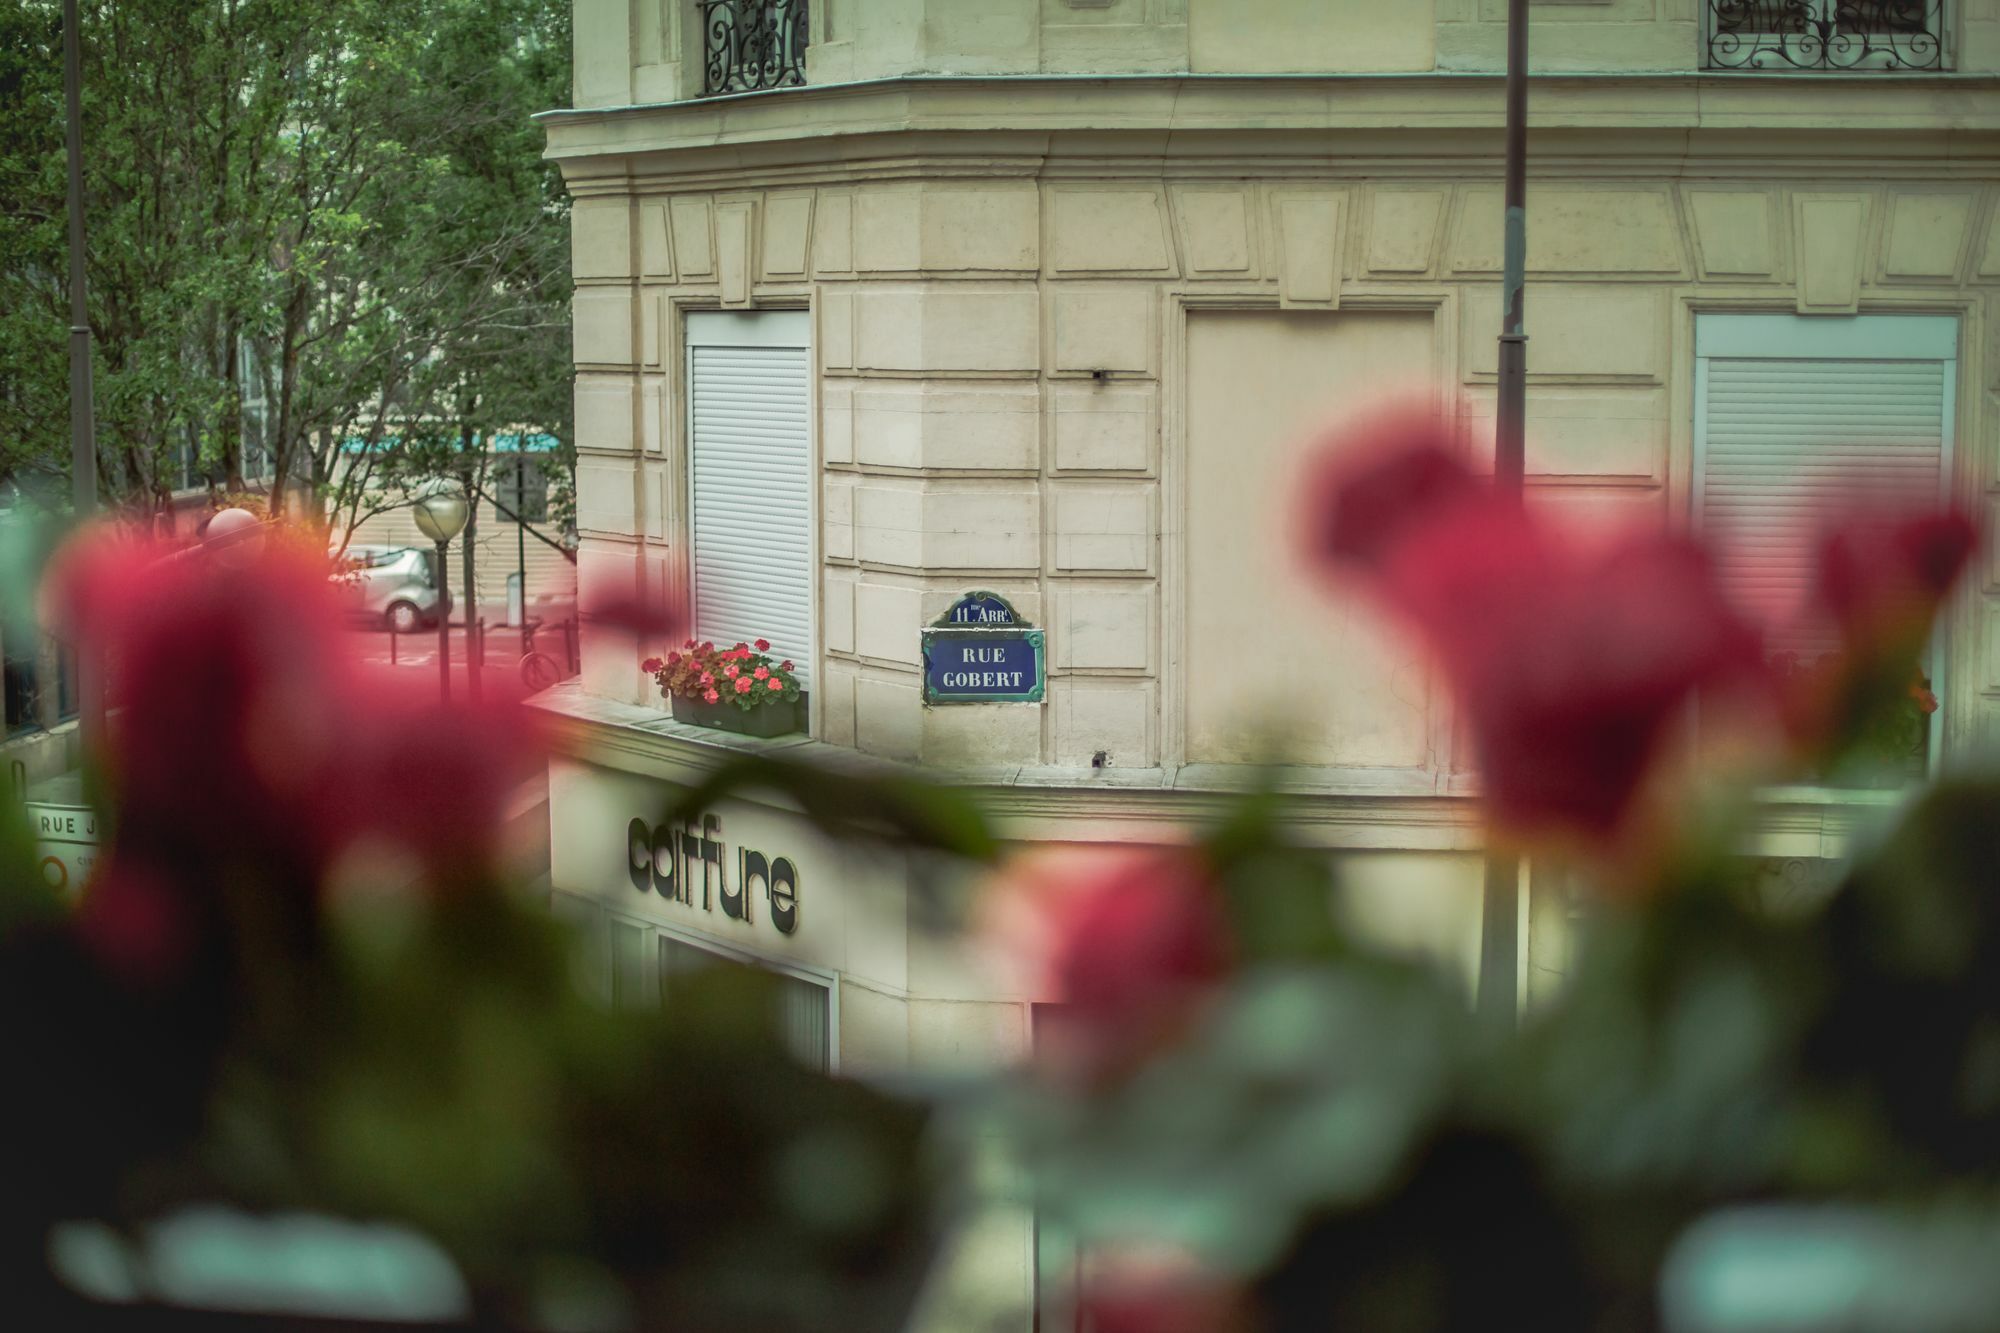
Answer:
698;0;809;96
1707;1;1946;70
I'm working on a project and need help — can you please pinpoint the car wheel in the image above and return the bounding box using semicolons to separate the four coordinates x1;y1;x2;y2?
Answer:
386;601;422;634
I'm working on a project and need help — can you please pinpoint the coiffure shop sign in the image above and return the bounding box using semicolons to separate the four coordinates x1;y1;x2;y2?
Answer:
626;812;801;936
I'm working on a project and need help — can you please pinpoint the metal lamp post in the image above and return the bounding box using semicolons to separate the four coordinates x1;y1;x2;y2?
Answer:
411;481;470;702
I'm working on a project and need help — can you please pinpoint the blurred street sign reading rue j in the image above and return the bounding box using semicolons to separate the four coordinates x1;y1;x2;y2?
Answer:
28;801;97;895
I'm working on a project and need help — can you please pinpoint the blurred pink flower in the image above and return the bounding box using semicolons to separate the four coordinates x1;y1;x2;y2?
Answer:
733;676;753;695
1077;1248;1249;1333
45;526;548;977
985;845;1230;1085
1301;419;1766;846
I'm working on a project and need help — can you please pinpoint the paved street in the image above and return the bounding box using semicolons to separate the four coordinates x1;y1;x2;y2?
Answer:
344;619;576;687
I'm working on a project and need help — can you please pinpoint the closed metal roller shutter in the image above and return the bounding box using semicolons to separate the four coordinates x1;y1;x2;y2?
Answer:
688;322;812;678
1696;320;1953;662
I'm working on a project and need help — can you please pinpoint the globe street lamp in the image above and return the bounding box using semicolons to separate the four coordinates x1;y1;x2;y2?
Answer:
202;507;264;569
411;480;470;701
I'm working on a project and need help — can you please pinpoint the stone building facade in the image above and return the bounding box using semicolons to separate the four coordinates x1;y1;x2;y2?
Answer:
540;4;2000;1322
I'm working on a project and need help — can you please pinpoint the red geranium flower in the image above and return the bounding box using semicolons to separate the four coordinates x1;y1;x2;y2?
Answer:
699;671;714;686
780;660;793;672
703;688;720;703
733;676;753;694
723;663;739;679
641;657;663;674
753;666;770;681
754;638;771;651
765;678;783;691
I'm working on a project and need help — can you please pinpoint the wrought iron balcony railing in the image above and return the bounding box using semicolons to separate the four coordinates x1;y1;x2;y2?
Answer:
1706;1;1946;71
698;0;809;97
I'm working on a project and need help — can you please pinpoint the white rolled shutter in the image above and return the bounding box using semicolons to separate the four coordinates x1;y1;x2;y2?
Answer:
687;313;812;678
1695;316;1954;662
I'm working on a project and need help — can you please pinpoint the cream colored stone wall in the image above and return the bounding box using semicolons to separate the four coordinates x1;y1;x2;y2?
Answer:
559;133;2000;775
571;0;2000;105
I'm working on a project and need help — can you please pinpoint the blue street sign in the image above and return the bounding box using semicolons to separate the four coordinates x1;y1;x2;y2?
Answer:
921;627;1045;705
938;591;1020;626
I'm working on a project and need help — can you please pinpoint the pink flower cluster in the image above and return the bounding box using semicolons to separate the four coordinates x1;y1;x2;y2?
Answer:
644;637;801;712
1294;401;1977;856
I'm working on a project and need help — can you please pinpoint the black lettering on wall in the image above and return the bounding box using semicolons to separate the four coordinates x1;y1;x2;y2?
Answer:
701;814;725;912
736;849;768;925
651;824;676;898
769;857;799;935
627;818;653;892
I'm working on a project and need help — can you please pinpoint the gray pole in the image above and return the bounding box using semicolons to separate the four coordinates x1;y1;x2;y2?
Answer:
62;0;99;749
435;541;453;702
1478;0;1529;1029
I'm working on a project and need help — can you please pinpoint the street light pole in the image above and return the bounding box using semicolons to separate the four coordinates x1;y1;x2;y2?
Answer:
62;0;99;750
411;480;471;705
433;541;453;702
1478;0;1530;1030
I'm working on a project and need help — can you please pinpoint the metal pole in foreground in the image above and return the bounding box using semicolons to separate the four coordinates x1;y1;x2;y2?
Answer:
1478;0;1530;1029
62;0;99;748
435;541;453;702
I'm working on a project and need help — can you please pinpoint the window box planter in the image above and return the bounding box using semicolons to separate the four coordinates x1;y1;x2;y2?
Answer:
648;638;807;739
670;690;804;738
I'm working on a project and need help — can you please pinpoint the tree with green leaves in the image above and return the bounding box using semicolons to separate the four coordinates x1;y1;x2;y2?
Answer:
0;0;573;538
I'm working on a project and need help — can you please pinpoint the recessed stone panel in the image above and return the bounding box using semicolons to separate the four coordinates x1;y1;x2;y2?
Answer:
761;192;814;280
819;288;855;371
822;567;857;656
921;484;1042;570
1051;382;1154;472
1792;192;1871;313
1882;191;1976;280
1461;386;1666;481
669;197;714;279
854;674;922;761
1049;187;1176;274
715;200;754;305
571;199;633;280
918;704;1042;768
640;376;664;455
817;660;857;746
574;374;635;454
1685;189;1777;278
1051;286;1152;375
1979;199;2000;279
821;380;854;464
824;473;855;561
1365;189;1447;275
1051;482;1154;573
1172;187;1258;277
922;186;1040;272
573;289;634;366
854;481;924;567
1051;679;1156;767
1274;191;1346;306
813;191;854;275
1050;583;1154;671
1463;286;1665;382
856;287;1041;373
576;459;636;536
1452;185;1686;274
854;578;923;665
639;201;673;278
852;383;1041;471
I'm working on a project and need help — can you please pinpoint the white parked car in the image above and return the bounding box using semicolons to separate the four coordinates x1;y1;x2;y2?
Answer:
333;545;444;632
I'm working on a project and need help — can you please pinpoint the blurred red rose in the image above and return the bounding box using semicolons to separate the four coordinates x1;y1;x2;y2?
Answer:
984;845;1230;1085
1077;1248;1250;1333
44;526;548;978
1301;422;1766;846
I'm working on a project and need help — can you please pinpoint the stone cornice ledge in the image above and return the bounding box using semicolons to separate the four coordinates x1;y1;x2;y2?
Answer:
530;683;1918;859
538;73;2000;168
528;681;1484;851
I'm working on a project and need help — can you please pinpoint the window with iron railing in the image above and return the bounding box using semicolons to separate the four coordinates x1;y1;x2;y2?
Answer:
1706;1;1946;71
697;0;809;97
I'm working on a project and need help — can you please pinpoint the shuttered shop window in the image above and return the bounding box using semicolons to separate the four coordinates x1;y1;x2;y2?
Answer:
687;312;812;684
1694;314;1957;773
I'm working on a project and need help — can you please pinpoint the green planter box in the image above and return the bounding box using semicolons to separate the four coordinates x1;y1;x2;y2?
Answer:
670;690;804;739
